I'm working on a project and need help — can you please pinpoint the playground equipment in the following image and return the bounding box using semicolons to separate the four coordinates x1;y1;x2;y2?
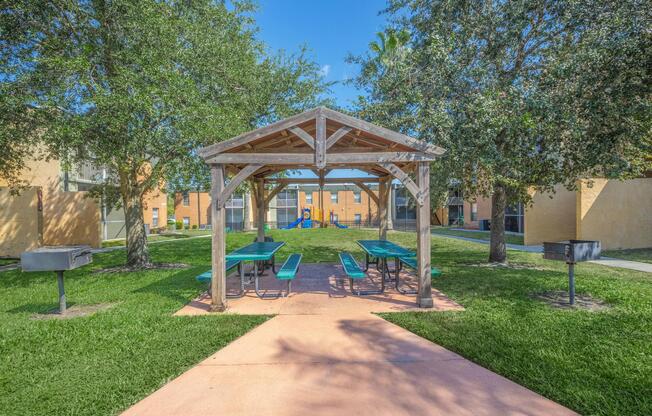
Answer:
330;210;348;229
282;208;313;229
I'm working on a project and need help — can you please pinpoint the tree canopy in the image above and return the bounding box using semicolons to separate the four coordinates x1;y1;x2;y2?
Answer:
1;0;330;266
351;0;651;262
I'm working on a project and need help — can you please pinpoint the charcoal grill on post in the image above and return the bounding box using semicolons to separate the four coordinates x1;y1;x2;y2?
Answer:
543;240;601;305
21;246;93;314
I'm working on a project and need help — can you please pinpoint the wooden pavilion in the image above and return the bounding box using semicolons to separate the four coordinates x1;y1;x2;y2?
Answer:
199;107;445;310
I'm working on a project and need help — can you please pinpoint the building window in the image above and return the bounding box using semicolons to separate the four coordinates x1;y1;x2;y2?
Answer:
353;191;361;204
182;192;190;206
275;189;298;228
505;203;524;233
332;214;338;222
354;213;361;224
306;192;313;204
330;191;338;204
395;187;416;221
183;217;190;227
471;203;478;221
152;208;159;227
225;193;244;231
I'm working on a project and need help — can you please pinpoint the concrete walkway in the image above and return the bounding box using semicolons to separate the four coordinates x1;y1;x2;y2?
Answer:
122;264;577;416
432;232;652;273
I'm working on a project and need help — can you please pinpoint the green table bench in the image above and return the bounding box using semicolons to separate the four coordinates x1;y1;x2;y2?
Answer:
396;256;441;294
195;259;242;297
398;256;442;277
264;253;302;297
339;252;384;295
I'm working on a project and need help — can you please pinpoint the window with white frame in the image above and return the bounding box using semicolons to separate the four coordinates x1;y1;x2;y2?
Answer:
152;208;159;227
353;191;361;203
330;191;338;203
306;192;313;204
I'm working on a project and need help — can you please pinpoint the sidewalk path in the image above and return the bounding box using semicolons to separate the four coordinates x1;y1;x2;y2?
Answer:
432;232;652;273
122;264;577;416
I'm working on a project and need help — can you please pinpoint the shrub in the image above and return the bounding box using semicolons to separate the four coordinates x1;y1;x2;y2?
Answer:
176;221;183;230
191;224;198;230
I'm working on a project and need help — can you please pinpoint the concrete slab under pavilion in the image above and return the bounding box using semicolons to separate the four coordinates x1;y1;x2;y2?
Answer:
175;263;463;316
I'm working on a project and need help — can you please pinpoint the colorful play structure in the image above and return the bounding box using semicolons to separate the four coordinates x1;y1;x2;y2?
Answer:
281;207;348;229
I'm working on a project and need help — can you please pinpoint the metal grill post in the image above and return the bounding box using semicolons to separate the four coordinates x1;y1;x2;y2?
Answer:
56;271;67;313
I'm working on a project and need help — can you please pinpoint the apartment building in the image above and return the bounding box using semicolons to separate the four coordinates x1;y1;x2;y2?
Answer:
174;182;418;230
441;177;652;250
0;157;167;257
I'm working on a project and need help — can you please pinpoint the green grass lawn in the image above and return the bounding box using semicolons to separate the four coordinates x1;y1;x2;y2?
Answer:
101;229;212;248
1;228;650;415
603;247;652;264
431;226;525;245
0;237;267;416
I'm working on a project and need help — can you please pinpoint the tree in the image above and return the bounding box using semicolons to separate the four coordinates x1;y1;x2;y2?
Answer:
352;0;650;262
1;0;329;267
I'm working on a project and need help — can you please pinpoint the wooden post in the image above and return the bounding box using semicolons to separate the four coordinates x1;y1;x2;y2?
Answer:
387;182;394;231
379;177;388;239
210;164;227;311
243;191;252;231
416;162;433;308
256;178;265;242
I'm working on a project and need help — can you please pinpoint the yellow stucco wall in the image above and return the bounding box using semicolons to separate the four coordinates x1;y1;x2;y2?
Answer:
0;158;102;251
524;185;577;245
577;178;652;250
0;187;43;257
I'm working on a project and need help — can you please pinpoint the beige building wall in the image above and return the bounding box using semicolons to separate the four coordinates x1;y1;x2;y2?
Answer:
524;186;577;245
0;158;102;253
577;178;652;250
0;188;43;257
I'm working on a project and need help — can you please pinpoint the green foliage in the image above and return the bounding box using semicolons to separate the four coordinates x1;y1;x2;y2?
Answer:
191;224;198;230
1;0;330;264
175;221;183;230
351;0;651;260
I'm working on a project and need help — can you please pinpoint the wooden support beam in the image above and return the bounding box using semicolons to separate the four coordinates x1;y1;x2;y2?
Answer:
315;111;326;169
416;161;433;308
378;162;424;205
288;126;315;149
199;108;318;158
325;126;352;149
264;177;380;184
354;181;379;206
256;178;265;242
264;183;288;207
217;164;262;208
210;165;227;312
207;152;437;164
378;177;389;239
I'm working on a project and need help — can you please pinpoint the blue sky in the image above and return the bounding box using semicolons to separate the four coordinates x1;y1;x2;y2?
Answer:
254;0;388;109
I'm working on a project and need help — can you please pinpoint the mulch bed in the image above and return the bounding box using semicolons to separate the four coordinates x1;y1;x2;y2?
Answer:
31;303;118;320
466;262;550;271
94;263;189;274
532;291;611;312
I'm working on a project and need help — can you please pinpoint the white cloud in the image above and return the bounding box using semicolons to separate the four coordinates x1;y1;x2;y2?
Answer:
319;64;331;77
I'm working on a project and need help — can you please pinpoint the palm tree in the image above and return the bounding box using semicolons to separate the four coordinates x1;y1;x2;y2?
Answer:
369;29;411;66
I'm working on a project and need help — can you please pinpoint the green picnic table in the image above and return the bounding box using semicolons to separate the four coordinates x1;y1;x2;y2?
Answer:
226;241;286;298
357;240;417;294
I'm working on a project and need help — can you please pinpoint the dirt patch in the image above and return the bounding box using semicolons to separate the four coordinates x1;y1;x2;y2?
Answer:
94;263;189;274
31;303;118;320
466;262;550;271
532;291;611;312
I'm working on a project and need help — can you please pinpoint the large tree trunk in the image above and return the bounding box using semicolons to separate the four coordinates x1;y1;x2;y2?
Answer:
124;190;150;268
489;184;507;263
